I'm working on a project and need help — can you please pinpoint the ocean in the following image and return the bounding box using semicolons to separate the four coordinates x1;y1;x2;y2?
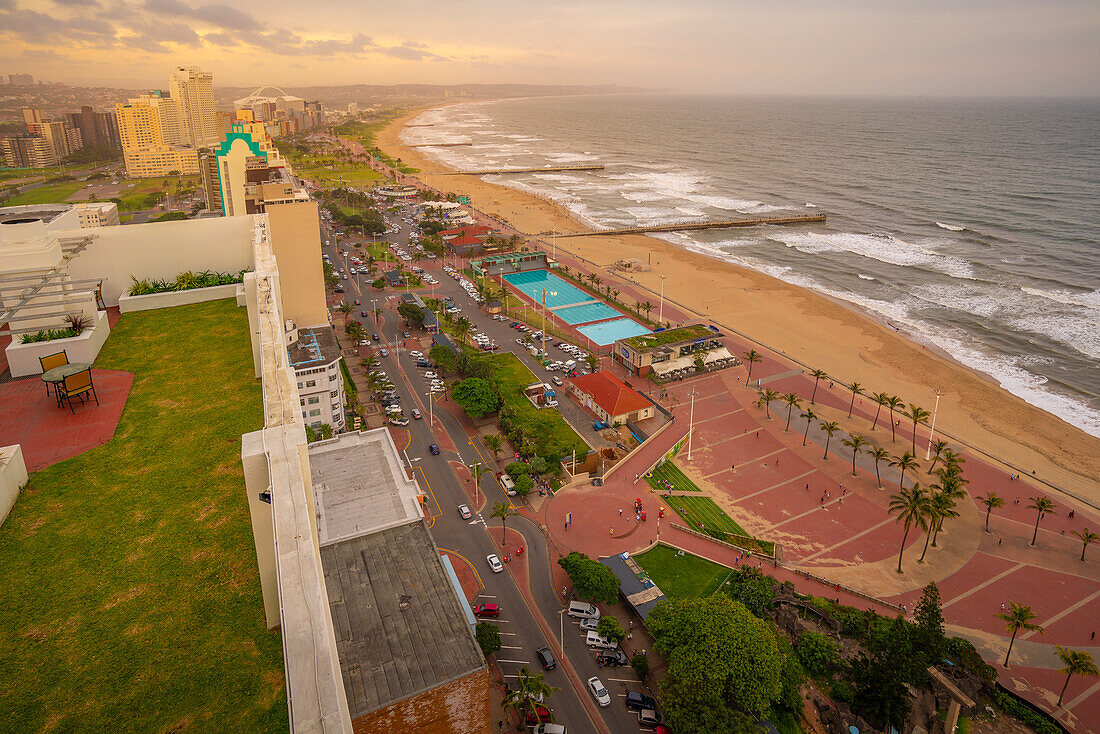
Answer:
401;95;1100;438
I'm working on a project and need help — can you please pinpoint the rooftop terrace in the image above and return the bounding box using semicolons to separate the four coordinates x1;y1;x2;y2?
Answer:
621;323;716;350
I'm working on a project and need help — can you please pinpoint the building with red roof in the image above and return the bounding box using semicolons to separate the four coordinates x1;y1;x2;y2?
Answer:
569;371;655;425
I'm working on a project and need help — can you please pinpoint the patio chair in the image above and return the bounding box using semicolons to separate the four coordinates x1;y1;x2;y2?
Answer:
95;284;106;311
39;351;69;395
56;368;98;414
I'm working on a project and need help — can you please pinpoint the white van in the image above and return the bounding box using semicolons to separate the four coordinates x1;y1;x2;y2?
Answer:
499;473;516;496
567;601;600;620
585;631;617;650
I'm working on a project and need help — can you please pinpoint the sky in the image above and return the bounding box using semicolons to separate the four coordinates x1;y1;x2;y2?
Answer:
1;0;1098;95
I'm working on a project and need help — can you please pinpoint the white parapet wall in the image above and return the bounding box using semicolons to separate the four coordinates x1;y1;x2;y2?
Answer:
117;283;241;313
6;309;112;377
0;445;29;528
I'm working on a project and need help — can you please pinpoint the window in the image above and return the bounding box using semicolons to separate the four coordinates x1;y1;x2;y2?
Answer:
305;380;316;388
330;390;338;398
297;382;303;389
332;403;340;413
329;373;338;381
309;409;321;417
299;399;305;406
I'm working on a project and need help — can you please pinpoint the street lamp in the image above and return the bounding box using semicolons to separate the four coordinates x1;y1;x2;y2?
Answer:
371;299;379;323
658;274;667;324
924;389;945;460
686;389;699;461
468;461;482;506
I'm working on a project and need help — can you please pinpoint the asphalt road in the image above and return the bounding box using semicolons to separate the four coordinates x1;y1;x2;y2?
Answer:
319;204;651;733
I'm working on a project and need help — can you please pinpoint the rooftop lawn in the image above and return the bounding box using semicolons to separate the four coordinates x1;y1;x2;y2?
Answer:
623;324;714;351
0;299;287;731
633;544;730;600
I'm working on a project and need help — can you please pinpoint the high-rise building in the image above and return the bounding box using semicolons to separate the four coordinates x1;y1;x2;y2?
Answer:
28;120;81;159
1;134;57;168
168;67;217;148
347;102;358;116
116;92;198;178
66;106;123;149
21;107;45;125
204;121;299;216
9;74;35;87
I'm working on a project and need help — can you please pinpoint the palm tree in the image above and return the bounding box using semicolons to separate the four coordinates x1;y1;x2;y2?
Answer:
1055;646;1098;706
927;439;949;471
808;369;828;404
820;420;840;461
504;666;561;722
744;349;762;384
337;301;353;324
1070;528;1098;561
977;491;1005;534
454;316;471;344
886;396;903;442
483;433;505;461
869;391;891;430
610;288;620;303
890;451;920;489
903;403;931;455
781;393;801;432
922;490;959;557
640;301;654;318
997;602;1044;667
756;389;779;419
842;433;869;477
800;408;817;447
930;472;967;546
889;483;929;573
1027;495;1056;546
490;501;517;546
869;446;890;488
847;381;864;418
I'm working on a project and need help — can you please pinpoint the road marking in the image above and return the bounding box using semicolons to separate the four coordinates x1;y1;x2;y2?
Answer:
941;563;1024;609
1021;588;1100;640
495;659;531;664
437;547;485;590
606;678;635;682
799;515;897;563
415;466;442;525
499;645;523;650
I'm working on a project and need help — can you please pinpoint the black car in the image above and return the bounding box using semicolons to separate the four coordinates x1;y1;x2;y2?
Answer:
429;444;440;455
625;692;658;711
536;646;556;670
596;650;629;667
372;333;379;340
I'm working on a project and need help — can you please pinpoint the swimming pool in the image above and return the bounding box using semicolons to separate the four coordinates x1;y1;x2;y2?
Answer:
578;318;651;346
553;301;623;326
502;270;592;308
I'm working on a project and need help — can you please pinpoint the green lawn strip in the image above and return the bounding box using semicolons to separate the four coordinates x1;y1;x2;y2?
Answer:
116;176;199;212
365;242;396;261
0;299;287;732
487;352;587;459
5;180;87;205
633;544;730;600
663;494;775;556
647;461;701;491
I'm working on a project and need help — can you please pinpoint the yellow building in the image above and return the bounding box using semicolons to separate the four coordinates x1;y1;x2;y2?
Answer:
116;93;199;178
168;66;217;148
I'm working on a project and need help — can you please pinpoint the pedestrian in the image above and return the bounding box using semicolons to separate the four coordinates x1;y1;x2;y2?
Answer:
999;538;1002;545
732;464;736;471
1092;631;1095;641
619;508;623;517
565;521;568;531
1001;602;1005;611
629;619;633;630
610;526;614;535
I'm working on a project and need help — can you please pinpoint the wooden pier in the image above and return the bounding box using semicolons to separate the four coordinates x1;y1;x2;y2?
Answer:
441;164;606;176
543;213;827;238
409;142;472;148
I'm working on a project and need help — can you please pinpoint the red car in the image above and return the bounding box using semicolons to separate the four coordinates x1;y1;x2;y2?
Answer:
474;603;501;618
524;704;551;725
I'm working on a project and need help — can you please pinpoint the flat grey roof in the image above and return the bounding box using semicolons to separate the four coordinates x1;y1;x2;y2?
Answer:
320;520;486;719
308;429;421;545
288;326;341;371
601;552;667;621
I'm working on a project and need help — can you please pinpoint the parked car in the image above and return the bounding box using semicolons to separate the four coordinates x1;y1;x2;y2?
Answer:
534;646;556;670
388;417;409;426
587;677;611;707
625;692;659;712
567;601;600;620
580;617;599;632
473;603;501;617
585;631;617;650
533;725;566;734
458;504;472;519
380;348;388;357
402;330;411;338
429;444;440;455
423;372;438;379
638;709;664;730
596;650;630;667
486;554;503;573
524;704;551;725
411;408;422;419
551;376;563;386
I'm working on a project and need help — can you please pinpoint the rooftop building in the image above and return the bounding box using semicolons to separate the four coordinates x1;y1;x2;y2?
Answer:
568;371;655;425
614;323;729;377
288;325;346;434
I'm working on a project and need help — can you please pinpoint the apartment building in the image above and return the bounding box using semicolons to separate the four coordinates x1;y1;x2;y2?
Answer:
65;106;121;148
168;66;218;148
116;92;199;178
1;134;56;168
289;326;345;433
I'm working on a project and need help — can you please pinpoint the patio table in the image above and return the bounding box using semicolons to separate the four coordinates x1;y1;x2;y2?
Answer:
40;362;93;385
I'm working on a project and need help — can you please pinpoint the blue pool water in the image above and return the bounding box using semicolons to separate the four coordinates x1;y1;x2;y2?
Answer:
578;318;651;346
553;301;623;325
502;270;592;308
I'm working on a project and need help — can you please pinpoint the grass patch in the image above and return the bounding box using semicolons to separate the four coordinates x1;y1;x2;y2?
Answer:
4;180;87;205
663;491;776;556
116;175;199;212
488;351;587;461
0;299;287;731
647;461;701;491
633;544;730;600
366;242;396;261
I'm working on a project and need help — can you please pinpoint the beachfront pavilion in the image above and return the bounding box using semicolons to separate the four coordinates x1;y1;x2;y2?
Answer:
613;323;729;377
471;251;548;278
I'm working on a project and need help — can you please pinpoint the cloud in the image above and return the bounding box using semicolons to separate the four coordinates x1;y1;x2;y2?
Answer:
380;45;444;61
54;0;100;7
202;31;236;46
0;6;117;44
143;0;260;31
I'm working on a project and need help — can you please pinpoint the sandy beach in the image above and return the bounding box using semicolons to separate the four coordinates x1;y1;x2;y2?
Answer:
376;108;1100;501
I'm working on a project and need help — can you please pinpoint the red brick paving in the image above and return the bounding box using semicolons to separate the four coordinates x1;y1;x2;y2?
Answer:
440;550;482;603
0;370;133;471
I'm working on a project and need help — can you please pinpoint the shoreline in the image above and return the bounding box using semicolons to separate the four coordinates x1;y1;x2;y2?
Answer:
375;105;1100;500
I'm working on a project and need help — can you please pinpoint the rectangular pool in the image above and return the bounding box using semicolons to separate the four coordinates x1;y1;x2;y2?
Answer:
578;318;651;346
553;301;623;326
502;270;592;309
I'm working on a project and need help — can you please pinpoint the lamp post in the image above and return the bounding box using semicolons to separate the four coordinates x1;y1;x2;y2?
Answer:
658;274;667;323
686;389;699;461
469;461;482;506
924;389;945;460
371;299;379;323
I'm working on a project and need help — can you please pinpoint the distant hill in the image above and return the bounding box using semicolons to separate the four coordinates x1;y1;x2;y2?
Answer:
215;83;648;108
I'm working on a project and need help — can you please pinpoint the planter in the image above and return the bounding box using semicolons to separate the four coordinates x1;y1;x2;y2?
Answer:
118;283;240;313
0;444;28;528
6;309;111;377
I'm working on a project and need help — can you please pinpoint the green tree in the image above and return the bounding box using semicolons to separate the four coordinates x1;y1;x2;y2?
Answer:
819;420;840;461
913;583;947;663
451;377;501;419
842;433;869;477
809;368;827;404
800;408;817;447
781;393;801;432
584;353;600;372
889;451;920;489
504;461;530;477
927;439;949;472
870;391;891;430
1027;495;1056;546
557;551;620;604
756;388;779;419
371;277;385;289
903;403;931;455
475;621;501;657
631;653;650;681
597;616;626;643
978;491;1005;534
428;344;455;377
490;501;516;546
847;381;864;418
886;395;903;443
503;667;560;722
744;349;762;384
889;483;929;573
483;433;505;460
1071;528;1099;561
869;446;890;488
648;595;785;719
1055;646;1098;707
512;473;534;499
796;631;839;675
996;601;1043;668
850;615;916;729
397;301;425;327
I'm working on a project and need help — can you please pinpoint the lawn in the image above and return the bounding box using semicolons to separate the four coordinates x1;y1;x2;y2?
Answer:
0;300;288;731
647;461;701;492
116;175;199;212
633;544;730;600
3;180;88;206
487;352;588;462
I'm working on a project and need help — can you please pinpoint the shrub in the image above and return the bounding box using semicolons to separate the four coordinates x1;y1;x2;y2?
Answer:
796;631;839;676
597;616;625;643
475;622;501;657
504;462;530;477
631;654;650;681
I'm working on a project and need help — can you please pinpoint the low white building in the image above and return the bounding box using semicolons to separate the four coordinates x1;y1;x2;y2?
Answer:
72;202;120;228
288;325;346;433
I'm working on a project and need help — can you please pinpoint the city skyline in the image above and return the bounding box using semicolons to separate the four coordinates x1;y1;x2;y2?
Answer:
0;0;1097;96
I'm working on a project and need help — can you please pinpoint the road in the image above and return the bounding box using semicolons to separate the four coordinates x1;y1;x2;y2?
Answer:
317;205;649;732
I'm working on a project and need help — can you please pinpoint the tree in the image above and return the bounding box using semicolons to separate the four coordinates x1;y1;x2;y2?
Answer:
913;582;947;662
924;489;959;554
597;616;626;643
850;615;917;729
371;277;385;289
584;353;600;372
428;344;455;377
886;396;903;443
903;403;931;455
483;433;505;460
889;483;929;573
397;301;425;327
1071;528;1098;561
889;451;920;489
870;391;891;430
648;595;785;720
631;653;650;681
927;439;949;471
490;501;516;546
809;369;828;404
869;446;890;488
781;393;801;432
800;408;817;447
819;420;839;461
842;433;869;477
978;492;1005;534
512;473;534;499
1027;495;1057;546
337;301;353;322
451;377;501;419
475;621;502;657
1055;646;1098;707
997;601;1043;667
503;667;560;722
504;461;530;477
558;551;620;604
847;381;864;418
744;349;761;384
796;631;839;675
756;388;779;419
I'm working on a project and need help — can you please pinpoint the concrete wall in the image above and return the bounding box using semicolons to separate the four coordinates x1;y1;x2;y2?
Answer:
241;429;280;629
0;445;28;528
265;202;328;329
117;283;240;313
63;216;255;306
351;668;490;734
6;309;111;377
